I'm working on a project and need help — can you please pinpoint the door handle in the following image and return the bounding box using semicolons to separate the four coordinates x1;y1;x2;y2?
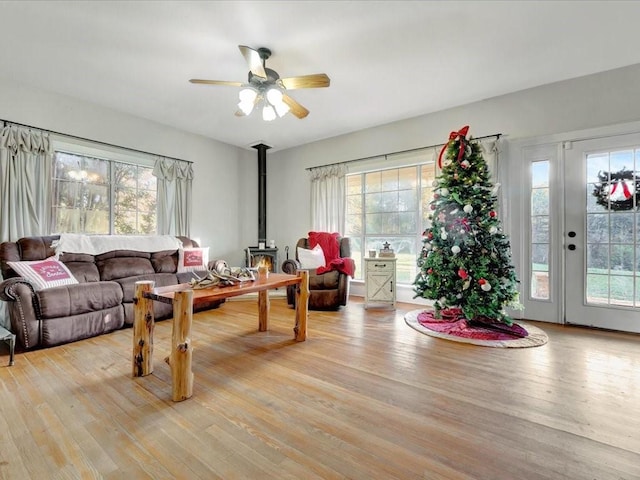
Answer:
568;231;577;238
568;244;576;251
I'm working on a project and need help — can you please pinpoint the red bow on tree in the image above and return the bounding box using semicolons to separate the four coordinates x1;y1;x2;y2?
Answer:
437;125;470;168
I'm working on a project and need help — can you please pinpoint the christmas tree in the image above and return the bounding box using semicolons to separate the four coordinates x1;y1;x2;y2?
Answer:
413;126;520;326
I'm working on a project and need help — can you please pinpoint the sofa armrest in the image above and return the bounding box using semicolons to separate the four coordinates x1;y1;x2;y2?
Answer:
281;259;301;275
0;277;41;349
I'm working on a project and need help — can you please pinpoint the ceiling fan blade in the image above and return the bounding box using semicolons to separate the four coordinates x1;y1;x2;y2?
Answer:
238;45;267;79
282;94;310;119
280;74;330;90
189;79;243;87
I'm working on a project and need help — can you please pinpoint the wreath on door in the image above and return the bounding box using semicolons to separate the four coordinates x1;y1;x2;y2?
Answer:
592;168;640;211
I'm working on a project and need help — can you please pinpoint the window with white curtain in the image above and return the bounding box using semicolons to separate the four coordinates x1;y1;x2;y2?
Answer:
345;150;436;285
51;142;157;234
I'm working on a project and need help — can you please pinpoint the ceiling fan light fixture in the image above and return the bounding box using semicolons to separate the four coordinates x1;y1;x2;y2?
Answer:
239;87;257;102
262;104;277;121
238;100;255;116
237;88;258;115
275;102;290;118
266;87;290;118
191;45;329;120
266;87;282;104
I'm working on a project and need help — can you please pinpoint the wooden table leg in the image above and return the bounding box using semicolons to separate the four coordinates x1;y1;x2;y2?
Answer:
294;270;309;341
169;289;193;402
258;289;270;332
133;280;155;377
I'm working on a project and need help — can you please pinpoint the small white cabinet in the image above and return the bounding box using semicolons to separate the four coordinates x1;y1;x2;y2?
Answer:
364;257;396;309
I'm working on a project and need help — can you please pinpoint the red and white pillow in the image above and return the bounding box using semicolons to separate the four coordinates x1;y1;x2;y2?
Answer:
7;257;79;291
177;247;209;273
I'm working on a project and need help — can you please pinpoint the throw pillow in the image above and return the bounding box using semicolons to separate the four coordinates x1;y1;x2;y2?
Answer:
297;244;325;269
7;257;79;291
177;247;209;273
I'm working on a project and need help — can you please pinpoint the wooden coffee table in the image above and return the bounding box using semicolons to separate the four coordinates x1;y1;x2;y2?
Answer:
132;270;309;401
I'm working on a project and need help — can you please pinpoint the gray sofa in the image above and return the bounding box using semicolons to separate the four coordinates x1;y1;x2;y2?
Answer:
0;235;224;350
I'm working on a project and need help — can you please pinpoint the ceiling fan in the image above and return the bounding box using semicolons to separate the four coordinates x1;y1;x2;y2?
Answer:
189;45;330;120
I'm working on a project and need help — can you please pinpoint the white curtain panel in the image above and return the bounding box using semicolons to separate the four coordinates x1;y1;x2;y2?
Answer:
153;157;193;237
0;125;53;242
0;124;53;329
309;163;348;233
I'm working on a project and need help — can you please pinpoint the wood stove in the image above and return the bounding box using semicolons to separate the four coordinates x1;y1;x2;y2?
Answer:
246;246;278;273
245;143;278;272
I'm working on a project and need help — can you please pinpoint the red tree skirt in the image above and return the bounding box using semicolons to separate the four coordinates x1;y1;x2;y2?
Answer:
418;309;527;340
404;309;548;348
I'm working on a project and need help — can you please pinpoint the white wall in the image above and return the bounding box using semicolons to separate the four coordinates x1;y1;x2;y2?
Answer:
5;62;640;295
268;63;640;302
0;76;251;266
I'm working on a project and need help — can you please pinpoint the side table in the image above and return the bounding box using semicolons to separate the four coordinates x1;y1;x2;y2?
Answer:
364;257;397;309
0;325;15;366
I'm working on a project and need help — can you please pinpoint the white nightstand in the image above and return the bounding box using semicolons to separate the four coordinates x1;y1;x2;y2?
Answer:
364;257;397;309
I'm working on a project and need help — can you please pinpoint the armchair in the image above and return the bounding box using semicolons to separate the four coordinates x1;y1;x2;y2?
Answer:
281;236;352;310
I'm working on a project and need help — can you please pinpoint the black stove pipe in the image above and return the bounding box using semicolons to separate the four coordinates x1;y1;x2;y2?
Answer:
252;143;271;244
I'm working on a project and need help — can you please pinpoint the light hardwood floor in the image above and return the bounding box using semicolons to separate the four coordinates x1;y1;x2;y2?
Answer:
1;297;639;479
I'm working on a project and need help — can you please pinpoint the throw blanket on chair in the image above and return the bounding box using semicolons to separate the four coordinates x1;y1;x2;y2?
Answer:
308;231;356;277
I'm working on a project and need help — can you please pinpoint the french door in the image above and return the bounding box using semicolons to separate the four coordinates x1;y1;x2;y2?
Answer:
564;133;640;333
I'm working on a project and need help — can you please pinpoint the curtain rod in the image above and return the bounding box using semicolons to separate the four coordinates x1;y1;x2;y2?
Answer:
1;118;193;164
306;133;502;171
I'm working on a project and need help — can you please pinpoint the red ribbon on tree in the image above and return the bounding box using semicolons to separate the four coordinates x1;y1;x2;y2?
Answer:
437;125;470;169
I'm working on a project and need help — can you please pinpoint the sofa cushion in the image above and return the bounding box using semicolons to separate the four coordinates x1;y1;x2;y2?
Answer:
40;305;124;348
17;235;58;261
64;261;100;283
7;258;79;291
59;252;100;282
97;255;155;281
309;270;340;290
117;273;179;303
151;249;179;273
37;281;123;318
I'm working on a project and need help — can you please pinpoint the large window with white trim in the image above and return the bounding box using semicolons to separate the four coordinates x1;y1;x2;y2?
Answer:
345;159;437;284
52;149;157;235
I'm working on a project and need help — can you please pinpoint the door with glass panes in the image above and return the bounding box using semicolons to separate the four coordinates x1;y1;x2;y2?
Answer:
564;133;640;333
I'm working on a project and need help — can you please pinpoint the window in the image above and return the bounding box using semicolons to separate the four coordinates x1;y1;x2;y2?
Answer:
530;160;550;299
345;160;437;285
52;151;157;234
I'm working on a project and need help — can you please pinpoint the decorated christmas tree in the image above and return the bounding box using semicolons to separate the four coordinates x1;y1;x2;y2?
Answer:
413;126;520;326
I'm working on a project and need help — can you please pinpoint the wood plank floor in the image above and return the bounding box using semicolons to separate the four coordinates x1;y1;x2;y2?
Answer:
1;297;639;479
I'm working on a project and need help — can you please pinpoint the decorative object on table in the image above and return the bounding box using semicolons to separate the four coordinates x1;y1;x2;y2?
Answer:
404;309;548;348
378;241;395;258
188;265;255;289
413;125;521;329
258;265;269;279
368;249;377;258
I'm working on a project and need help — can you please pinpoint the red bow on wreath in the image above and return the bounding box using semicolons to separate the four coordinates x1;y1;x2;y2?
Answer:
438;125;469;169
610;180;633;200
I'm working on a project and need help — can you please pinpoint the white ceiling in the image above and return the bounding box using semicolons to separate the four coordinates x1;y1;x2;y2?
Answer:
2;1;640;152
